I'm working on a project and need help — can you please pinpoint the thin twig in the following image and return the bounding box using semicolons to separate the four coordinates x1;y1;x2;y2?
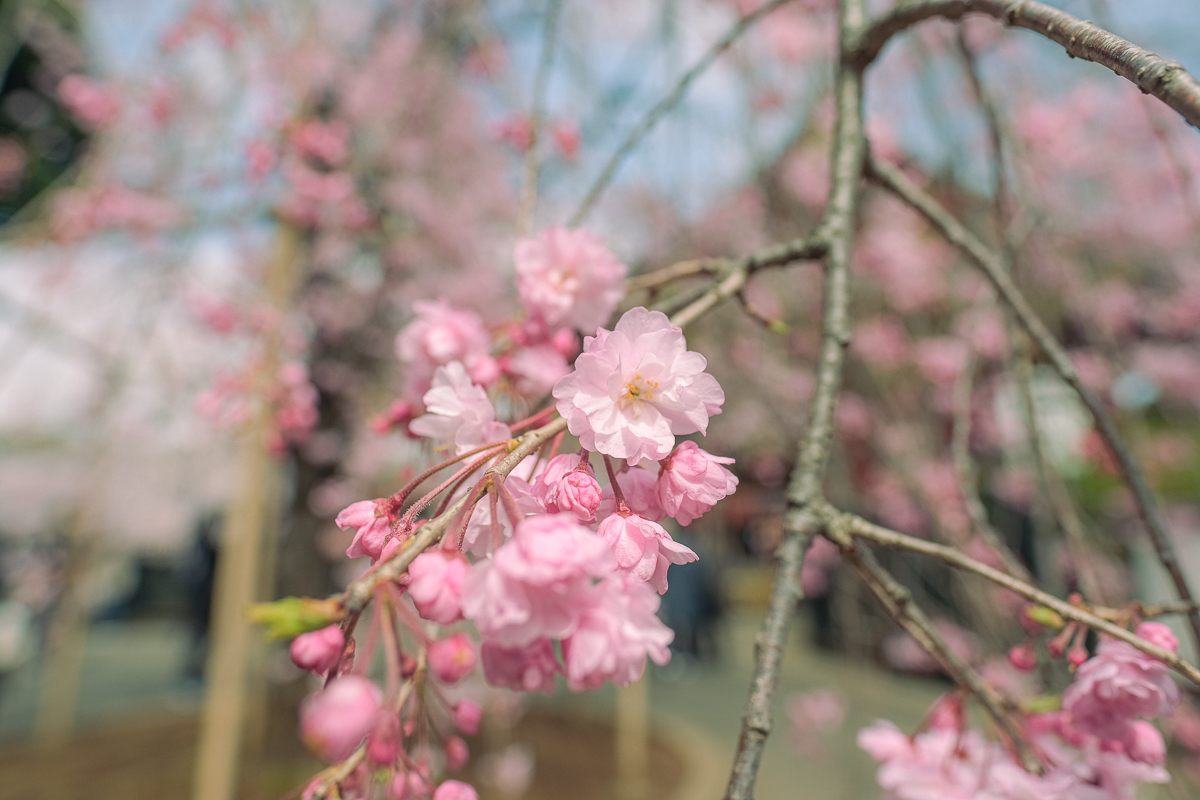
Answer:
724;0;866;796
850;0;1200;131
865;154;1200;652
517;0;565;235
568;0;795;226
823;520;1042;771
827;507;1200;687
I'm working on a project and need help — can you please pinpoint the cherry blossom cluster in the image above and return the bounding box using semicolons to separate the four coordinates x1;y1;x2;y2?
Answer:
280;227;738;799
860;622;1183;800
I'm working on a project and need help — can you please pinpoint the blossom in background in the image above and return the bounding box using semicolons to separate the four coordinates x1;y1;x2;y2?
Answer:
395;299;499;398
515;227;627;336
301;675;383;762
553;307;724;464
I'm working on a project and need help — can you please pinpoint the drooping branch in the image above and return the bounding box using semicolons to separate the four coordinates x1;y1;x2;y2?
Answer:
568;0;795;226
851;0;1200;131
827;507;1200;687
822;521;1041;772
723;0;867;796
865;153;1200;652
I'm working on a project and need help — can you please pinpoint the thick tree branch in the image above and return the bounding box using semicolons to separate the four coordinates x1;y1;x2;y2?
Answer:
823;521;1041;771
828;507;1200;687
851;0;1200;131
865;154;1200;652
723;0;867;796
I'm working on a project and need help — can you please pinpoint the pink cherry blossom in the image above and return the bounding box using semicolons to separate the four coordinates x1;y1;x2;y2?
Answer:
432;780;478;800
290;624;345;674
533;454;602;523
337;499;392;560
453;701;482;735
657;441;738;525
290;120;351;167
561;575;674;690
459;474;543;558
408;551;469;625
1063;626;1181;759
553;307;724;465
480;638;561;694
428;632;477;684
444;737;470;770
514;227;627;335
504;344;571;397
462;514;615;646
301;675;383;762
596;513;697;594
408;362;511;454
395;299;499;399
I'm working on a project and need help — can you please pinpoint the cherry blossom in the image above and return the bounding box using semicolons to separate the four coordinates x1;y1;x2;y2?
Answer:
395;300;499;399
301;675;383;763
514;227;627;336
553;307;725;465
596;513;697;594
560;574;673;690
408;551;469;625
336;499;392;560
408;362;511;455
656;441;738;525
533;454;602;523
290;624;345;674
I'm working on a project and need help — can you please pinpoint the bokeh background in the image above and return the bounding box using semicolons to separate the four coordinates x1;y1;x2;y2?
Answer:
1;1;1199;798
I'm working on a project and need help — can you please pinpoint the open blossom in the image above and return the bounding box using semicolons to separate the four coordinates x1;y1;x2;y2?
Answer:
553;307;724;465
409;362;511;454
301;675;383;762
337;499;392;560
515;227;627;335
657;441;738;525
290;624;345;674
1063;622;1181;756
408;551;469;625
533;454;602;523
395;299;499;398
560;575;674;690
462;514;615;646
596;513;697;594
480;638;561;694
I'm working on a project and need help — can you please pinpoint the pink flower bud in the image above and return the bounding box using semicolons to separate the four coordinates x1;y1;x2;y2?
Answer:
408;772;430;798
1136;621;1179;653
1125;720;1167;765
1008;643;1037;672
389;773;409;800
300;675;383;762
428;632;477;684
367;710;401;766
454;701;482;735
445;736;469;770
554;470;603;522
337;499;392;560
433;780;479;800
290;624;345;674
409;551;470;625
1068;641;1089;668
401;652;418;679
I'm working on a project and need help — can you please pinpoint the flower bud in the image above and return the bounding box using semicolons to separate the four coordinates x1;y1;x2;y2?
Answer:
428;632;477;684
301;675;382;762
290;624;344;674
1136;621;1179;653
1125;720;1167;765
1008;643;1037;672
433;780;478;800
367;710;401;766
444;736;469;770
454;700;482;735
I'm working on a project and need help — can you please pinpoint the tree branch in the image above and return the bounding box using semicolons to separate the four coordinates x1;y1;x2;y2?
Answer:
828;507;1200;686
865;153;1200;653
851;0;1200;131
823;520;1042;772
723;0;867;795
